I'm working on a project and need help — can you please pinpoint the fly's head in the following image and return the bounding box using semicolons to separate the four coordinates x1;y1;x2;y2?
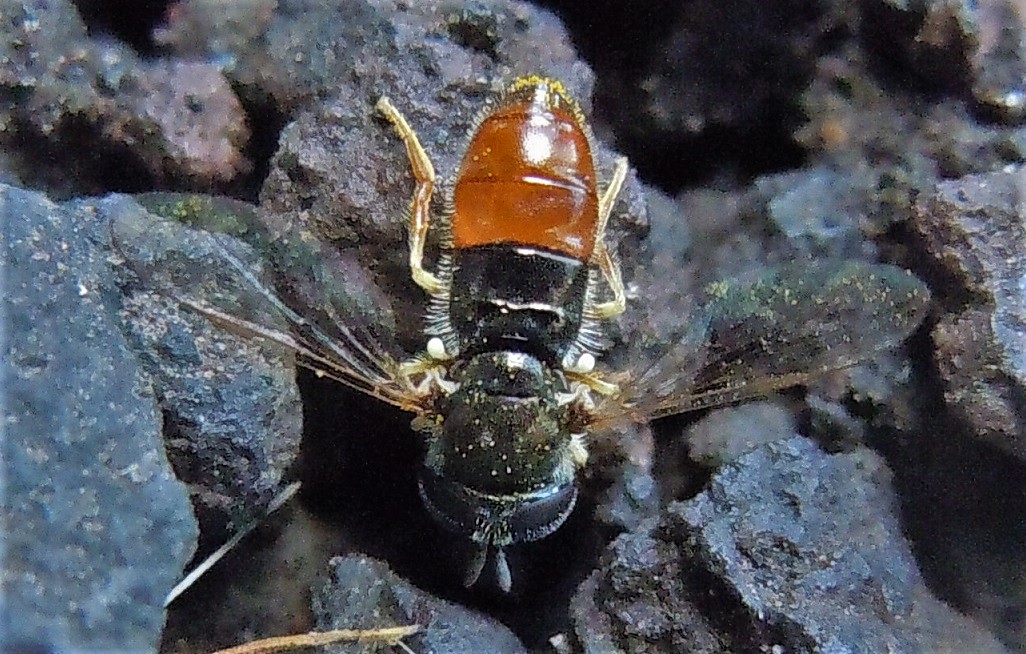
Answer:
415;350;585;591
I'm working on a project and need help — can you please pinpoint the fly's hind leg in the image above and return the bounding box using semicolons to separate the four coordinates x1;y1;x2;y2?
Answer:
592;157;629;319
376;97;445;296
597;157;629;235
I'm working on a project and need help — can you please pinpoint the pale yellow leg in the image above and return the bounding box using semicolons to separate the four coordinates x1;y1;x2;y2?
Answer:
566;370;621;396
592;244;626;319
398;356;456;396
376;97;444;296
597;157;629;238
592;157;629;319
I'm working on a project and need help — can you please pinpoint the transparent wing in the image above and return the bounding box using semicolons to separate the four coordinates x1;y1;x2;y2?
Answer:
589;259;931;429
112;193;427;413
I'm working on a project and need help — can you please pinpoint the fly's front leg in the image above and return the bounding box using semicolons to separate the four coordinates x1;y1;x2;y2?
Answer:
376;97;445;297
592;157;629;319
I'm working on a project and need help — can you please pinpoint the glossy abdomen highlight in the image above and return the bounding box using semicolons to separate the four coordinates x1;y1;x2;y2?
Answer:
452;83;598;260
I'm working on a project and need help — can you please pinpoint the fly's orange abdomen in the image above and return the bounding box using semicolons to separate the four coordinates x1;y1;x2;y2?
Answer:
452;81;598;261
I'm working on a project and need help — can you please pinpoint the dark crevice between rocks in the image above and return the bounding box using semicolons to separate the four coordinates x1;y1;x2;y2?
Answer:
5;116;157;199
538;0;682;74
901;406;1026;638
295;370;618;647
159;505;295;653
872;320;1026;649
858;0;973;99
72;0;172;57
538;0;810;193
296;371;429;577
614;118;810;193
4;93;281;202
226;87;292;203
652;413;716;502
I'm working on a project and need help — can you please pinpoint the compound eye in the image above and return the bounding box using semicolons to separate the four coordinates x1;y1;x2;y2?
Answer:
506;480;578;543
417;470;578;545
417;469;477;537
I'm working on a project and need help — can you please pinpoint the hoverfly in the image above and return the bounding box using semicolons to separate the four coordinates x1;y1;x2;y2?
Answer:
117;76;930;593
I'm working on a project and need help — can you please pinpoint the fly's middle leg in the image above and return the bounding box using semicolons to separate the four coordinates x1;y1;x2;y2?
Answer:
376;97;445;297
398;354;457;397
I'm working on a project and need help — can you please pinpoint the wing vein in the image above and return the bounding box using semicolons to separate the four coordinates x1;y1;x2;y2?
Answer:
211;236;395;385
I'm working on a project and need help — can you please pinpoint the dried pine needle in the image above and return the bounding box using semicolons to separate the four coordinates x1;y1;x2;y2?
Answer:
208;625;420;654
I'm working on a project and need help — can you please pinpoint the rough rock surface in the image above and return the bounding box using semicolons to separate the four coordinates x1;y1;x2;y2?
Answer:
911;168;1026;460
573;437;1007;654
1;1;249;196
313;555;529;654
1;184;198;651
105;194;305;542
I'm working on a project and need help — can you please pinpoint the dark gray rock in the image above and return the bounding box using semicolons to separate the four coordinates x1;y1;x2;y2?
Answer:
792;2;1026;235
863;0;1026;125
748;167;871;259
313;555;528;654
572;531;725;654
0;0;249;196
574;437;1006;654
686;401;797;467
1;183;198;651
104;194;305;542
911;167;1026;460
155;0;594;115
969;0;1026;125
